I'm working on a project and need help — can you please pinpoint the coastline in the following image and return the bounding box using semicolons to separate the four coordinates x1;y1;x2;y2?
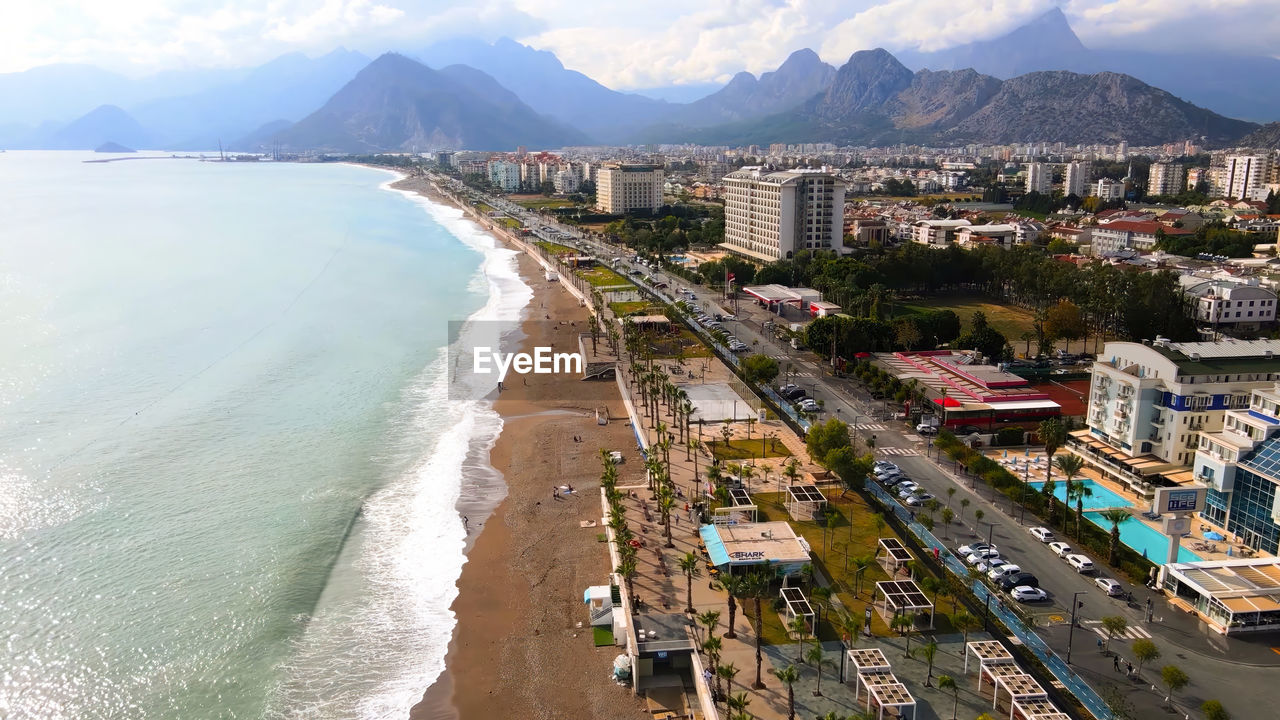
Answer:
391;175;647;720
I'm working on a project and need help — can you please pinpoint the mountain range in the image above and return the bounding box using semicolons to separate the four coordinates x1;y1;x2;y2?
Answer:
2;15;1276;153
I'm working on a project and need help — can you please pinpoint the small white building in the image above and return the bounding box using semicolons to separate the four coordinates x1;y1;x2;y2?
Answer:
911;219;971;247
1179;277;1278;329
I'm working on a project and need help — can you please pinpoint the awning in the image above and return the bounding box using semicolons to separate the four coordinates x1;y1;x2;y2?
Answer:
699;524;731;566
1246;595;1280;612
987;399;1062;411
1222;597;1258;613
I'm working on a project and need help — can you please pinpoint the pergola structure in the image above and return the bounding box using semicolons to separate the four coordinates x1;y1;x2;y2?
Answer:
862;679;916;720
853;671;897;704
874;580;934;629
786;484;827;521
780;586;815;633
845;647;891;685
1013;697;1071;720
977;661;1027;697
964;640;1014;674
992;673;1046;714
713;488;757;525
876;537;914;577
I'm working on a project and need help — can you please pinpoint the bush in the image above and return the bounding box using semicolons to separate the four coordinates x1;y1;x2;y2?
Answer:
994;427;1027;446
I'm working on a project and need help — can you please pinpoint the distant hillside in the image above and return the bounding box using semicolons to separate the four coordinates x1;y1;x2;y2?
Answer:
95;141;135;152
668;49;836;128
45;105;156;150
665;48;1257;147
1238;122;1280;149
267;53;587;152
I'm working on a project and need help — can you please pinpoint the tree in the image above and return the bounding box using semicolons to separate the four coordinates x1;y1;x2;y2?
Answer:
726;692;751;720
720;574;749;639
895;320;922;350
1054;453;1086;530
1045;299;1087;352
953;612;979;645
938;674;959;720
1038;418;1067;489
955;310;1008;360
940;507;955;537
744;568;772;689
891;613;914;656
805;643;830;696
1201;699;1231;720
1160;665;1190;709
1101;615;1128;651
1132;638;1160;675
717;662;739;705
911;638;940;685
740;353;780;385
788;616;810;663
696;609;721;643
679;552;702;614
703;636;723;698
825;445;873;495
771;664;800;720
1099;508;1131;564
806;418;853;464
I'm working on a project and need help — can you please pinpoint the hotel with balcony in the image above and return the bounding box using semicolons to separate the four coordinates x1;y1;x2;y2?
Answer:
1193;384;1280;555
721;167;846;261
1072;339;1280;500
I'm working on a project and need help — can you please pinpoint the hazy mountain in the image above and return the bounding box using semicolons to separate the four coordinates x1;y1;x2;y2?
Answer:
663;48;1256;147
628;82;724;104
130;48;369;149
665;49;836;128
267;53;587;152
900;7;1280;122
417;37;670;141
1238;122;1280;149
44;105;156;150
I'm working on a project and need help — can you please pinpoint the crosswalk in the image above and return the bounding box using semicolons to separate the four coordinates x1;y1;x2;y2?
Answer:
1084;620;1152;640
878;447;919;457
854;423;887;431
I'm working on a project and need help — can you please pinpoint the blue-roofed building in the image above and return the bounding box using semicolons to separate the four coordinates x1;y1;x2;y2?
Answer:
1194;384;1280;554
698;521;811;576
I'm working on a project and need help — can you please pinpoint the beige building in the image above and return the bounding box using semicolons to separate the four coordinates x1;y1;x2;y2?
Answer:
595;163;664;214
1148;162;1185;197
721;167;847;261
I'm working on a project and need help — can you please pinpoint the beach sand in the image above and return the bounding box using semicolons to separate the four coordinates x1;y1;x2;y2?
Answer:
395;176;648;720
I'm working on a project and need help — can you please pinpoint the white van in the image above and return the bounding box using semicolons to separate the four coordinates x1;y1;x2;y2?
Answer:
1065;554;1095;574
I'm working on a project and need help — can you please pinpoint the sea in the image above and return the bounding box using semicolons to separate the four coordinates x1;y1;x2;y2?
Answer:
0;152;530;719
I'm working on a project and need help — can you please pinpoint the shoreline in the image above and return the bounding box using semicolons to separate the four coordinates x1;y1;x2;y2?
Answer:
391;175;646;720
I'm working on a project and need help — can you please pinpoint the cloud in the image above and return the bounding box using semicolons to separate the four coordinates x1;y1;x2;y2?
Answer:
819;0;1054;60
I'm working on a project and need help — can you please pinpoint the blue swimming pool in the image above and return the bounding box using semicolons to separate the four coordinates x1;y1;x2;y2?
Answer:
1085;512;1203;563
1027;479;1131;510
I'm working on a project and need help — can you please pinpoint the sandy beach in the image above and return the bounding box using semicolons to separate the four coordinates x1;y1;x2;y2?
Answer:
394;176;649;720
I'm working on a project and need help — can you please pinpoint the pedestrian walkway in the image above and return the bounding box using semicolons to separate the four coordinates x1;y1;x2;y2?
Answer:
853;423;886;431
878;447;919;457
1084;620;1152;640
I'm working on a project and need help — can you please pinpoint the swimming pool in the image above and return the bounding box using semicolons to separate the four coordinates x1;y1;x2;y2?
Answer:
1027;479;1131;510
1085;512;1203;563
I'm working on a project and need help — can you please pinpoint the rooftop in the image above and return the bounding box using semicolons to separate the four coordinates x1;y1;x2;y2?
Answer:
1150;339;1280;374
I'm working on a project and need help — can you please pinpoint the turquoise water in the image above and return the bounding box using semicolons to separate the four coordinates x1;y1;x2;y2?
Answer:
0;152;529;718
1028;479;1131;510
1085;512;1204;563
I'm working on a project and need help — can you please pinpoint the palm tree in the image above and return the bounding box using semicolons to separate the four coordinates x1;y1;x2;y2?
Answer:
717;662;739;703
726;692;751;720
679;552;701;613
720;574;749;639
702;636;723;698
1099;508;1131;564
953;611;979;646
833;608;863;650
696;609;721;643
891;613;914;656
938;674;960;720
618;556;638;609
744;568;771;689
806;643;833;696
788;616;810;663
658;488;676;548
688;439;702;481
771;664;800;720
911;638;939;686
1055;453;1085;528
1039;417;1067;488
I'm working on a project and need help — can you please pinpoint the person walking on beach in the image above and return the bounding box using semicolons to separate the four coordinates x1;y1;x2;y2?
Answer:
463;516;469;532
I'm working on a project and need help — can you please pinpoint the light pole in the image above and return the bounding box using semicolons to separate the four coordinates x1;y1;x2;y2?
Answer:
1066;591;1086;664
1019;461;1029;522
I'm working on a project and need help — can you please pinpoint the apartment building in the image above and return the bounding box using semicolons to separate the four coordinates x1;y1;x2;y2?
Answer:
1095;177;1125;201
486;160;522;192
721;167;847;261
1064;161;1090;198
1148;162;1186;197
1077;340;1280;492
1192;384;1280;554
1025;162;1051;193
1215;155;1274;200
595;164;664;214
1180;277;1279;329
1090;220;1192;255
911;219;971;247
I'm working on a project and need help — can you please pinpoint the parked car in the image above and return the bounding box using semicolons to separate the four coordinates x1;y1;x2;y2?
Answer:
881;475;908;487
1095;577;1125;597
977;556;1007;573
965;549;1001;566
1000;573;1040;591
905;493;934;506
1048;542;1073;558
958;542;997;557
989;564;1023;582
722;314;737;321
1011;586;1049;603
873;461;898;473
1066;554;1095;573
1029;527;1055;543
915;423;939;435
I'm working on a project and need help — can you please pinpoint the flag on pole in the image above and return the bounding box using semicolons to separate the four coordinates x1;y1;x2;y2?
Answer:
726;272;735;285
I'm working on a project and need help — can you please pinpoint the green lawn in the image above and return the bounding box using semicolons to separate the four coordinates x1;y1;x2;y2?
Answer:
646;326;713;359
498;217;522;229
706;438;792;461
897;294;1037;341
536;240;577;255
576;265;633;287
475;202;496;213
592;626;615;646
511;194;578;210
609;301;659;317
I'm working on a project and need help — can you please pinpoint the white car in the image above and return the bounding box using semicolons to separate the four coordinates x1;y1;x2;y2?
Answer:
1011;586;1048;603
915;423;939;435
1048;542;1073;558
1029;527;1055;543
958;542;997;557
905;493;934;506
978;557;1008;574
1095;577;1125;597
1066;554;1095;574
966;549;1001;566
989;564;1023;581
873;461;898;473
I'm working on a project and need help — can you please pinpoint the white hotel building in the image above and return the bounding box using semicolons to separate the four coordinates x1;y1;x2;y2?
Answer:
721;167;846;261
595;163;664;214
1074;339;1280;494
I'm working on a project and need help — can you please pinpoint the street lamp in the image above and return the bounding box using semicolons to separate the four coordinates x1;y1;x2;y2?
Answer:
1065;592;1086;664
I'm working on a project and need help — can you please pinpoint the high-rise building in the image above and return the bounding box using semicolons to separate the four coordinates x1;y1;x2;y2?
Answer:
487;160;522;192
1193;382;1280;555
1025;162;1051;193
595;164;664;214
1064;162;1089;198
722;167;847;261
1148;162;1185;197
1220;155;1274;200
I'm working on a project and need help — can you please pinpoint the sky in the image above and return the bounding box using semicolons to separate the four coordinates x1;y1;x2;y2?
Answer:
2;0;1277;89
